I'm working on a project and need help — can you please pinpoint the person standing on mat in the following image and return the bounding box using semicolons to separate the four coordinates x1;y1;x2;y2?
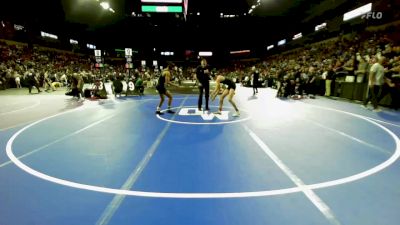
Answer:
252;66;259;95
196;58;211;111
156;64;179;115
210;73;240;117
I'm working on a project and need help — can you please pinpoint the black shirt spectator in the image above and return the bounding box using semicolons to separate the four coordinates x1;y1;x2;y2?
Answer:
252;66;260;95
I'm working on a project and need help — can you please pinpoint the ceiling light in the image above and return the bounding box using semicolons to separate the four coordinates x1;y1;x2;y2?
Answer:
100;2;110;10
199;51;213;57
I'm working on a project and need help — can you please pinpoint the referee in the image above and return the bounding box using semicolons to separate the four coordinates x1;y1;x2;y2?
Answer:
196;58;211;111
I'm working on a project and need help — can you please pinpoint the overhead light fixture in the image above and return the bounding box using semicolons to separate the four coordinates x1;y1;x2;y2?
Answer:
199;51;213;57
100;2;110;10
230;50;251;54
293;33;302;40
343;3;372;21
315;22;327;31
197;12;200;15
87;44;96;49
267;45;274;50
14;24;24;31
41;31;58;40
251;5;256;9
70;39;78;44
109;8;115;13
161;51;174;56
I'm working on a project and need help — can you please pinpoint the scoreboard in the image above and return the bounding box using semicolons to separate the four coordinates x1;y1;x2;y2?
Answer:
141;0;182;3
140;0;188;19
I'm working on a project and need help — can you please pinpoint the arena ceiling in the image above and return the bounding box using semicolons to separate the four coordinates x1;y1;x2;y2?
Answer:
0;0;370;51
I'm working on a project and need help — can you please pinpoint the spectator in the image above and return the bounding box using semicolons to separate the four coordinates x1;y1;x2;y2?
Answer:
14;71;21;88
355;54;369;83
324;64;335;96
363;56;386;112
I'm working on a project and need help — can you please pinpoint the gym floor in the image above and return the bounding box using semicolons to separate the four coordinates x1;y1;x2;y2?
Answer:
0;86;399;225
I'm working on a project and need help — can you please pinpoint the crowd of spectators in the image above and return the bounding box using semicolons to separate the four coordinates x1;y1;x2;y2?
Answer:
223;26;400;110
0;40;95;91
1;22;399;109
0;40;179;94
260;31;399;99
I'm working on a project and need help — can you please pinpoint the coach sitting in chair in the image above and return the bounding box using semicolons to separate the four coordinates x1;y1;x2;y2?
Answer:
135;76;144;95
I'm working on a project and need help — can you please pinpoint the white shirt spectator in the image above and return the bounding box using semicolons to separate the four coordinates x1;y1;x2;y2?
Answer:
369;62;384;86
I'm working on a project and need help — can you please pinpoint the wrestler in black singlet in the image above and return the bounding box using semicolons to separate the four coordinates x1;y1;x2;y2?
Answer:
221;77;236;90
156;71;167;94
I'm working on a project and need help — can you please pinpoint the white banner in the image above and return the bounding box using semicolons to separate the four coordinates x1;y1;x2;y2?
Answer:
94;50;102;57
125;48;132;56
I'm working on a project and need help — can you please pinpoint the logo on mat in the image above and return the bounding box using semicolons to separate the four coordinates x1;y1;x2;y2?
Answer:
156;106;250;125
178;108;229;121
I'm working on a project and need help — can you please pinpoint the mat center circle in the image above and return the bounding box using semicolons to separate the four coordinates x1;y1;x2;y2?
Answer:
156;106;251;125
